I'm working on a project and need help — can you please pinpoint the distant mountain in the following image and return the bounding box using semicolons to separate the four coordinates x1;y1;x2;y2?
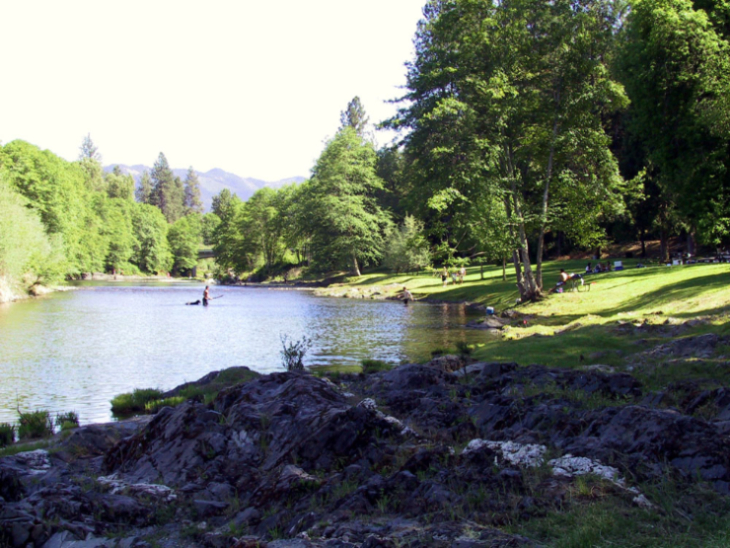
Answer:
103;165;306;211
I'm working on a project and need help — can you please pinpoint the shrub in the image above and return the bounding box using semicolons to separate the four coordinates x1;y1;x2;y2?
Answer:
280;334;312;372
17;410;54;440
55;411;79;431
0;423;15;447
145;396;186;414
110;388;164;415
361;359;392;374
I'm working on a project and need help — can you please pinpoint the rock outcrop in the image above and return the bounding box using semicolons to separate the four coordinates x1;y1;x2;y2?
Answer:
2;360;729;547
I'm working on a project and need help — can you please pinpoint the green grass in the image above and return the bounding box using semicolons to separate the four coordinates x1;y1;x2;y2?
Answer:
110;388;164;415
110;367;260;417
506;478;730;548
17;409;54;440
361;359;393;374
0;422;15;447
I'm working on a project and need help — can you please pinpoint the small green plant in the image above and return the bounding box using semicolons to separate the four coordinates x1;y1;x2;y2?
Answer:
455;341;474;356
144;396;185;413
110;388;164;415
17;410;54;440
280;334;312;371
0;423;15;447
55;411;79;431
361;359;392;374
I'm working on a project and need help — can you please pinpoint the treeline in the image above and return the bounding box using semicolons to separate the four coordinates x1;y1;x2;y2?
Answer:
213;0;730;300
0;138;214;297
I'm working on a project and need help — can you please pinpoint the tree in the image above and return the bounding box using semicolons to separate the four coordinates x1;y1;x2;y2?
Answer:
340;96;371;138
183;166;203;214
136;170;152;204
308;127;392;276
382;215;431;273
390;0;628;299
236;187;287;275
211;189;243;272
78;133;101;162
168;214;202;275
150;153;184;223
0;174;65;288
104;168;135;201
618;0;730;252
131;204;172;273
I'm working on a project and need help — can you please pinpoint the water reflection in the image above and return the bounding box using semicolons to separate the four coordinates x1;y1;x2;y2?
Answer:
0;283;490;425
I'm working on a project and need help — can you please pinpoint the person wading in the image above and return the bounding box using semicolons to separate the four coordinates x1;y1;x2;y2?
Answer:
203;285;211;306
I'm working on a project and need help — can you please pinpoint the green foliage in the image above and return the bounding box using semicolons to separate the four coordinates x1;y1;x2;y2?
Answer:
145;396;186;413
0;423;15;447
307;127;392;276
131;204;173;274
183;166;203;214
280;334;312;372
110;388;164;415
17;410;54;440
382;215;431;273
135;170;152;204
361;359;392;374
168;213;202;274
150;152;185;223
55;411;79;431
618;0;730;248
0;174;65;288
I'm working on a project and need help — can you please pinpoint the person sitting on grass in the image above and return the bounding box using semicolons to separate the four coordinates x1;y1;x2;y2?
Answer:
550;269;582;293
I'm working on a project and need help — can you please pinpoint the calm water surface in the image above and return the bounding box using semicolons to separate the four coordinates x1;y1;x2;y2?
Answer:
0;283;489;425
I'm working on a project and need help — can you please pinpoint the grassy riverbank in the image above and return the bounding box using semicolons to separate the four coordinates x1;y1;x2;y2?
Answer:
323;259;730;374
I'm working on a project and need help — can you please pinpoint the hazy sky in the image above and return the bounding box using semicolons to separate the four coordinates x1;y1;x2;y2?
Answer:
1;1;424;181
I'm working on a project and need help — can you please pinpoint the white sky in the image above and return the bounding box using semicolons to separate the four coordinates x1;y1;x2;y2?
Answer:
1;1;424;181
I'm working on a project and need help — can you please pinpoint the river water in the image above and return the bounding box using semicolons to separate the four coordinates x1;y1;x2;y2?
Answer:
0;283;489;426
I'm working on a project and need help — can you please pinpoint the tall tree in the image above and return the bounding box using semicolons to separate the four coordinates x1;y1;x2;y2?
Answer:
308;127;392;276
183;166;203;214
78;133;101;162
618;0;730;252
150;153;184;223
136;170;152;204
339;96;371;138
391;0;628;299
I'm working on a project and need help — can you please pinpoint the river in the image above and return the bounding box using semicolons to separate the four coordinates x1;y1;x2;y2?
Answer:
0;282;489;426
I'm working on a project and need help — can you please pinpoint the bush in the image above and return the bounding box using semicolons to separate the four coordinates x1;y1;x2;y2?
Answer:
280;334;312;372
55;411;79;431
0;423;15;447
17;410;54;440
145;396;186;414
361;359;392;374
110;388;164;415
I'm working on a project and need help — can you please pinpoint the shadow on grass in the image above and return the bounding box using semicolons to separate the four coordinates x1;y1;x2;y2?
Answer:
604;271;730;317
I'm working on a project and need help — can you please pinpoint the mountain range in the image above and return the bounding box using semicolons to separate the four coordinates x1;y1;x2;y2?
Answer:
103;164;306;211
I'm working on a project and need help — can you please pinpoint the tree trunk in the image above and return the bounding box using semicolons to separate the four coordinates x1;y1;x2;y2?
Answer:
640;229;646;258
687;230;696;256
535;86;561;290
352;254;361;277
502;257;507;281
660;228;669;263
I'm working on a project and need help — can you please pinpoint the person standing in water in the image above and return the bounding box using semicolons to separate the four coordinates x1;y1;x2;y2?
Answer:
203;285;211;306
402;286;413;305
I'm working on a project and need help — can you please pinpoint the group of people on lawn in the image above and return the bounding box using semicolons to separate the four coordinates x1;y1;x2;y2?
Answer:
440;266;467;287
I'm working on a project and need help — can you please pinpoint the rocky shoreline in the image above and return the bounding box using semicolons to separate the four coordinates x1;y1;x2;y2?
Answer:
3;338;730;548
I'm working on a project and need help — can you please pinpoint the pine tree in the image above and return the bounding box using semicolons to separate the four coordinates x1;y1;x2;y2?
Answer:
136;171;152;204
150;153;184;223
184;166;203;214
339;96;370;138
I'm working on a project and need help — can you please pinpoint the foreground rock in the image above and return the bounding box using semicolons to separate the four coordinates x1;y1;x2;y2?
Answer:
2;360;730;547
